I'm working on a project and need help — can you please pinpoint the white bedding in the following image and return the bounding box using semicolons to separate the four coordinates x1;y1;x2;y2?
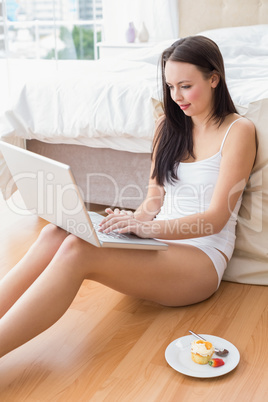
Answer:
199;25;268;106
1;25;268;148
0;58;160;153
1;24;268;195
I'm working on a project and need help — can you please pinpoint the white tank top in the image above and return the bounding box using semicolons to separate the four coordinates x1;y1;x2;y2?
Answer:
155;118;244;259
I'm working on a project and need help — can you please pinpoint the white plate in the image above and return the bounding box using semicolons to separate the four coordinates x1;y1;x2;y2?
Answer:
165;334;240;378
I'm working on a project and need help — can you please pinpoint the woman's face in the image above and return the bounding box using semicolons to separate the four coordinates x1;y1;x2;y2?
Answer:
164;60;218;121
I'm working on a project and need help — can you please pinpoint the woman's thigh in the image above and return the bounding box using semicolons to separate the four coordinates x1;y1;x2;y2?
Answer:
63;237;219;307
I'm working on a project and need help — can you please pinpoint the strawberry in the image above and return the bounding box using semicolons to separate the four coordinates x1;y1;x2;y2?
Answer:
208;358;225;367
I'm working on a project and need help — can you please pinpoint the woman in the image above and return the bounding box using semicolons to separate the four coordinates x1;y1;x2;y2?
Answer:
0;36;256;358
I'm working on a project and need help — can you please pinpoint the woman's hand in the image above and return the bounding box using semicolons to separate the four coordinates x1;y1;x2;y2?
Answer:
104;207;134;217
100;212;161;239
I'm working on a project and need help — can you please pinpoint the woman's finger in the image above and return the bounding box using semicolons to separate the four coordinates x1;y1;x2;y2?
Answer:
99;215;131;231
105;208;114;214
102;219;132;233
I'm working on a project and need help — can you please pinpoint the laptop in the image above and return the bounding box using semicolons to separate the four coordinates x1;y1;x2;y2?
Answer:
0;141;168;251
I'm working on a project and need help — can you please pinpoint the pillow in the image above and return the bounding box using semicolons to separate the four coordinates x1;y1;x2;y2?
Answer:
151;98;164;121
151;97;268;285
224;99;268;285
198;25;268;56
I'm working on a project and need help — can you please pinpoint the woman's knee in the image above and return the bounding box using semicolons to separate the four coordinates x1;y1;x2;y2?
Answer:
52;234;96;278
37;224;69;250
40;223;68;240
56;234;90;267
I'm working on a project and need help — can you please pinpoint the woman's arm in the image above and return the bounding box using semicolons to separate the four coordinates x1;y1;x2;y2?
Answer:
101;118;256;240
133;165;165;222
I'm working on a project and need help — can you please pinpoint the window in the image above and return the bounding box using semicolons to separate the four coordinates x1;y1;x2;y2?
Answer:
1;0;103;60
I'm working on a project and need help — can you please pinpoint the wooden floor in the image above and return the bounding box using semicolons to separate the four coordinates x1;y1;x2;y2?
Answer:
0;192;267;402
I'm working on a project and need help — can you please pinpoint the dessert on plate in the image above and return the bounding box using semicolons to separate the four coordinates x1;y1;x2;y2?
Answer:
191;339;215;364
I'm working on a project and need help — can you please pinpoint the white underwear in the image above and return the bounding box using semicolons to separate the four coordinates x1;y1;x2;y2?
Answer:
192;244;228;289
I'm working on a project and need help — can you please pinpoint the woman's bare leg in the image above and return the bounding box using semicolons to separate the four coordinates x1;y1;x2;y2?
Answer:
77;237;219;306
0;224;69;318
0;234;84;358
0;231;218;359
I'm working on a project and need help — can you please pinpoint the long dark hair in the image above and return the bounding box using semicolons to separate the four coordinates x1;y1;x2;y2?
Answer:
151;35;237;186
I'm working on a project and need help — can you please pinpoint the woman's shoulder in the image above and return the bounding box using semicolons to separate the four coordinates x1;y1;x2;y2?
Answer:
223;113;256;153
235;115;255;141
223;113;255;140
229;113;255;132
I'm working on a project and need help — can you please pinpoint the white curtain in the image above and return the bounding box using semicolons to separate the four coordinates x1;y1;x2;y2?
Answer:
102;0;179;43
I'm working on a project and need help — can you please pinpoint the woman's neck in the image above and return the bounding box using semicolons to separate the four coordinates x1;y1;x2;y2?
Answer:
191;116;218;134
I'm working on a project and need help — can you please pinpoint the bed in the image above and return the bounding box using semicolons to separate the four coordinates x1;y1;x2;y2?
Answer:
0;0;268;285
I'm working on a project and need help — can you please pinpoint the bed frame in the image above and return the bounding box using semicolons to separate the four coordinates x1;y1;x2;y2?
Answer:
26;140;151;209
26;0;268;209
